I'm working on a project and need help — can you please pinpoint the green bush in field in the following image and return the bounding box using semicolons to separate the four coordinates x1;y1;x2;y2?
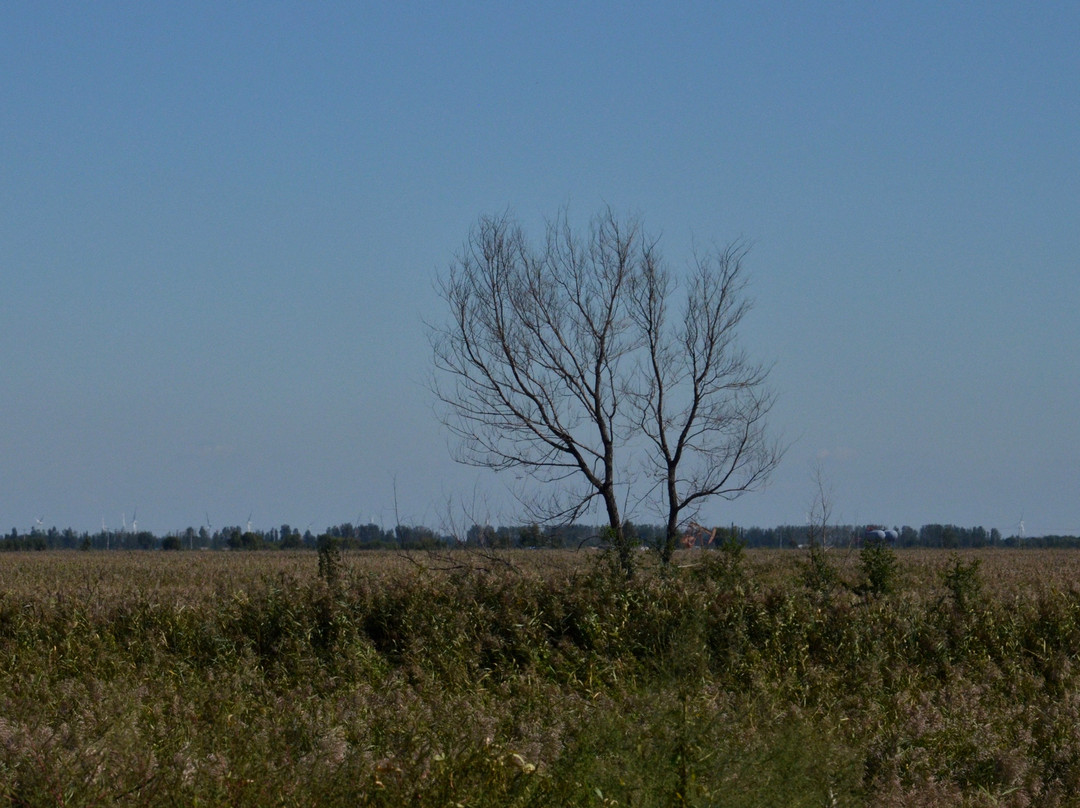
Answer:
859;538;899;595
800;541;839;597
317;534;344;587
940;553;983;611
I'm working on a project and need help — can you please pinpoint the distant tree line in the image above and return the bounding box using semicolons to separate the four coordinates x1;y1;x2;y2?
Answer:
0;521;626;552
1;520;1074;552
740;523;1009;549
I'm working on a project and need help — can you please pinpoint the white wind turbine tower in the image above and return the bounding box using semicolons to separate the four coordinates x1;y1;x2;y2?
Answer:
131;507;138;535
246;511;253;534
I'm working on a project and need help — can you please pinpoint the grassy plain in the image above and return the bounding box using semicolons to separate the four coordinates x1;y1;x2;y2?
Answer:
2;547;1080;806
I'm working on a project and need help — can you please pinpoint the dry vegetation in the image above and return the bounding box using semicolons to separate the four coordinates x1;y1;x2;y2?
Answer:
2;547;1080;805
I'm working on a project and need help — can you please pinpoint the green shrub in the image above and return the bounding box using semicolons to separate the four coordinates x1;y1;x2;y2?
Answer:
317;535;344;586
941;554;983;611
800;543;838;597
859;539;899;595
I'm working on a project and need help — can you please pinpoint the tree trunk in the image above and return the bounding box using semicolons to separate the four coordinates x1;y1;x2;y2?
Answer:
600;485;632;575
662;472;680;564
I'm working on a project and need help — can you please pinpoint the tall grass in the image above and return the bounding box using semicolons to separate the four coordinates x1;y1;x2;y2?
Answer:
0;549;1079;805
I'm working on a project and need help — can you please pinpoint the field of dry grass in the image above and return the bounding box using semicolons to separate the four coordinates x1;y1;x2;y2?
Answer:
2;546;1080;806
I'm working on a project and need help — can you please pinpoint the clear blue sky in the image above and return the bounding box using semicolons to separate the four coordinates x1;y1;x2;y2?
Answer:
3;2;1077;537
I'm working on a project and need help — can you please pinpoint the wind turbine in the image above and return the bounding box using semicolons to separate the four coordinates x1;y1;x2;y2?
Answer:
246;511;253;534
131;507;138;535
33;515;44;535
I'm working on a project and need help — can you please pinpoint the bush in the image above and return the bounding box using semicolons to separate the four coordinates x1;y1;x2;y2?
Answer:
859;539;899;595
941;554;982;611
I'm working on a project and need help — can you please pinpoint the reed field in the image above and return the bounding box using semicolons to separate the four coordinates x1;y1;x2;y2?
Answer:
3;546;1080;806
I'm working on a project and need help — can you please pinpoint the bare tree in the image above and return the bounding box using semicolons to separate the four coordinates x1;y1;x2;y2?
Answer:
802;461;839;594
806;461;834;550
629;243;783;563
430;209;645;573
432;208;782;571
